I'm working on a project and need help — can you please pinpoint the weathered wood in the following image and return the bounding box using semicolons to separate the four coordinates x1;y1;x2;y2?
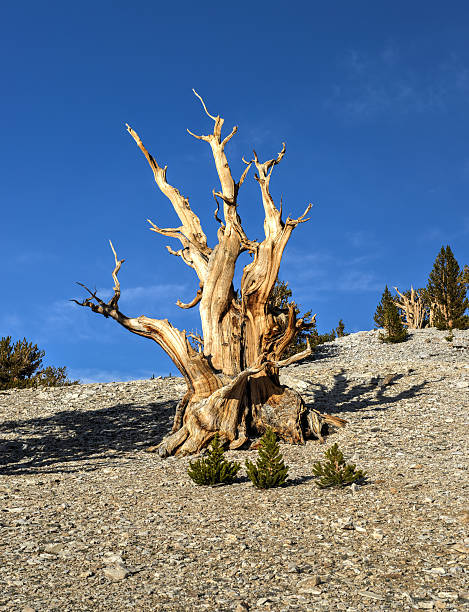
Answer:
394;286;427;329
75;92;346;455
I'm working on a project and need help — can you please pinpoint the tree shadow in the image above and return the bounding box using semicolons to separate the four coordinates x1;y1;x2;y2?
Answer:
304;369;428;417
0;372;430;476
0;399;175;475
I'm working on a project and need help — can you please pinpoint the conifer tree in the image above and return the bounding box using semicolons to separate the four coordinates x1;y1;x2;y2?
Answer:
374;285;394;329
245;428;289;489
0;336;75;390
187;433;241;486
312;443;366;488
335;319;347;337
380;298;408;343
426;246;469;330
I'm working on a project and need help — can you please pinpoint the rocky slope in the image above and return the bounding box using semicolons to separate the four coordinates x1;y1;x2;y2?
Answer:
0;328;468;611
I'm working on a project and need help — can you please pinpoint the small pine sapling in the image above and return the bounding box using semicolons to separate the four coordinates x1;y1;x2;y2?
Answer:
245;428;289;489
187;433;241;486
312;443;366;489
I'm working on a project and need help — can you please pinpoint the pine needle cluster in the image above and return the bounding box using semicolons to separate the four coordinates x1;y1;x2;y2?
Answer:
187;434;241;486
312;443;366;489
245;428;289;489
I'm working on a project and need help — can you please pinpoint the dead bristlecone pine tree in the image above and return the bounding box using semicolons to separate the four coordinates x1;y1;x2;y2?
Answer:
74;91;347;457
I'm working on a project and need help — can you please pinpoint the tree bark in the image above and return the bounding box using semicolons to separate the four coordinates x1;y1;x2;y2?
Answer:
75;92;346;455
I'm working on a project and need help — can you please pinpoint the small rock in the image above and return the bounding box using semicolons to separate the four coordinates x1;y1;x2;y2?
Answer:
44;543;65;554
235;603;249;612
22;608;35;612
451;543;469;553
103;552;125;564
224;534;237;543
371;529;384;540
381;373;395;386
336;516;354;530
437;592;458;600
103;564;130;581
256;598;271;606
297;575;322;593
357;590;385;600
79;570;93;578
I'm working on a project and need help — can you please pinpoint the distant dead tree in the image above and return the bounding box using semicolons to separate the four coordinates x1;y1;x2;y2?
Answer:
394;286;428;329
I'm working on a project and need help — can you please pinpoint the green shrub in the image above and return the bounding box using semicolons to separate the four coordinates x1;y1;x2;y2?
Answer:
245;428;289;489
187;434;241;486
0;336;76;390
312;443;366;489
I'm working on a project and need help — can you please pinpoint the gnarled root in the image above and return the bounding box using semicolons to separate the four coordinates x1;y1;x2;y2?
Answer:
153;371;346;457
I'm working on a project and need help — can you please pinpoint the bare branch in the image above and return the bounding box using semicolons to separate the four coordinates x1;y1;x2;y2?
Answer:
221;125;238;149
212;192;225;228
126;123;210;280
187;332;204;348
192;88;217;121
109;240;125;307
176;283;204;309
237;161;252;191
187;128;209;142
286;203;313;226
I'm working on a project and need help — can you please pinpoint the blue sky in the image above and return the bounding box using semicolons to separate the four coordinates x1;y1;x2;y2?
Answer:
2;1;468;382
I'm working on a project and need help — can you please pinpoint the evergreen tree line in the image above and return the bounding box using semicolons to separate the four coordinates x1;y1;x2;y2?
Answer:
0;336;76;390
375;245;468;343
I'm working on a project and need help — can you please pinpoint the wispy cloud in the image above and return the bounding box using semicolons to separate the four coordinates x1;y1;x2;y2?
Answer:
334;270;382;293
68;367;170;384
345;230;378;249
328;47;469;119
282;248;382;295
0;314;23;337
120;283;187;302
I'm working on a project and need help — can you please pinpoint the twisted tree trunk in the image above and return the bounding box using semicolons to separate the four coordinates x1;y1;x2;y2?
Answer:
75;91;346;456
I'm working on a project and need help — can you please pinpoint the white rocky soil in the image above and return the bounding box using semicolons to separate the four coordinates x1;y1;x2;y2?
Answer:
0;328;468;611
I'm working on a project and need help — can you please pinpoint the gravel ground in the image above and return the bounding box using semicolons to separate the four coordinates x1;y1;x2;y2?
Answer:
0;328;468;611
